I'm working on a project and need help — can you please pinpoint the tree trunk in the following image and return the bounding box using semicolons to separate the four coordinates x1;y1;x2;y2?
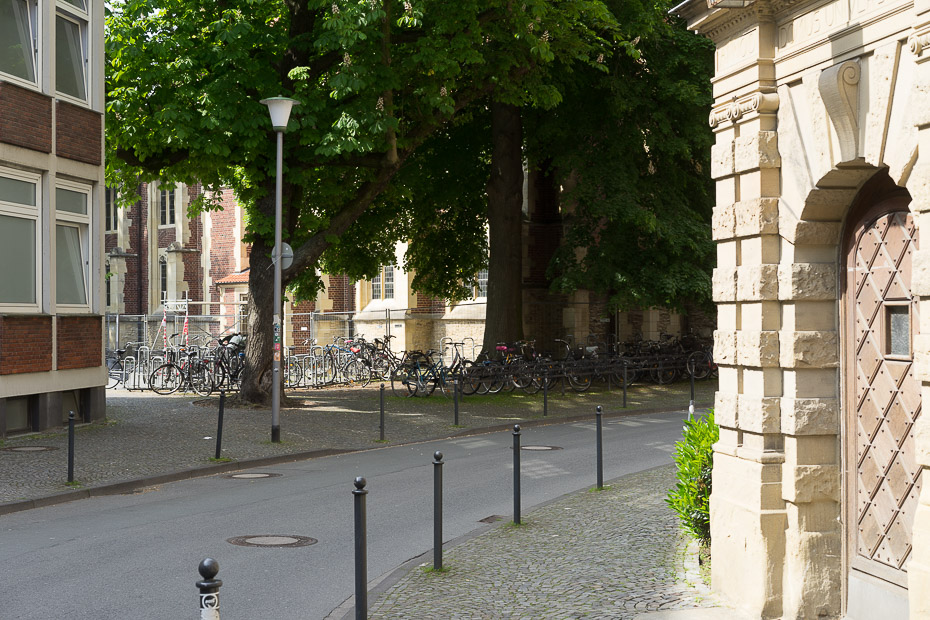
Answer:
482;102;524;356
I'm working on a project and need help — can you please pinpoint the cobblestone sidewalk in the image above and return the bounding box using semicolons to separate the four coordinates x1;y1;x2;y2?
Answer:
366;466;724;620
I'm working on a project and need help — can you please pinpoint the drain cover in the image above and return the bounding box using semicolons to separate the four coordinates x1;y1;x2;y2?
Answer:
521;445;562;451
227;472;281;479
227;535;317;548
2;446;57;452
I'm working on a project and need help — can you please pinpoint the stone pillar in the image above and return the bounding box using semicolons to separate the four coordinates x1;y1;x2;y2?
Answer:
907;18;930;618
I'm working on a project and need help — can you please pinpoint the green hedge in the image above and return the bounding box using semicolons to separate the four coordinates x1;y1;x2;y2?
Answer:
666;410;718;545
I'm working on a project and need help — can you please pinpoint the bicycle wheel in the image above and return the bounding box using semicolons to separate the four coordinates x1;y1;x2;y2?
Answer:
322;353;338;384
190;363;214;397
344;360;372;387
481;361;505;394
459;361;480;396
391;365;416;397
106;358;121;389
149;363;182;395
686;351;711;380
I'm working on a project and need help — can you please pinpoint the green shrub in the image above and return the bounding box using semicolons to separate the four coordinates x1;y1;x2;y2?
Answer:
667;409;718;545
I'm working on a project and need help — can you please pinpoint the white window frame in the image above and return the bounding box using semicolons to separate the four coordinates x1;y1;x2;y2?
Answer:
371;265;394;301
0;166;41;312
159;255;168;302
475;268;488;298
55;179;91;312
159;188;176;227
0;0;40;90
54;0;90;106
104;185;118;232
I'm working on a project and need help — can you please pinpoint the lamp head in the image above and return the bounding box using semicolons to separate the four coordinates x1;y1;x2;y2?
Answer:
260;96;300;131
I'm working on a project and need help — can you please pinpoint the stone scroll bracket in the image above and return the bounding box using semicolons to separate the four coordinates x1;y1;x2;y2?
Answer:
818;59;861;163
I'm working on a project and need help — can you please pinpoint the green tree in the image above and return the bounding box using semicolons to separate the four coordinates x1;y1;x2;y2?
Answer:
526;6;716;313
106;0;619;403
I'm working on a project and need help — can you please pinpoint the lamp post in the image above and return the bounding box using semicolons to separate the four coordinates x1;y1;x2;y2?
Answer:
260;96;299;444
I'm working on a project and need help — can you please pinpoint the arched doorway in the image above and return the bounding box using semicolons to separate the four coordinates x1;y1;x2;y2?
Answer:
842;172;920;616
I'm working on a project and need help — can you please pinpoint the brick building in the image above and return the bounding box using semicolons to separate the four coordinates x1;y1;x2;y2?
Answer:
0;0;107;435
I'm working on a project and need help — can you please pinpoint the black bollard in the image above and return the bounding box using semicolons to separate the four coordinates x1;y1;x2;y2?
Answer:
689;359;696;420
67;411;75;483
215;390;225;460
543;377;548;417
596;405;604;490
433;451;444;570
353;477;368;619
379;384;385;441
513;424;522;524
622;363;628;408
196;558;222;620
453;379;459;426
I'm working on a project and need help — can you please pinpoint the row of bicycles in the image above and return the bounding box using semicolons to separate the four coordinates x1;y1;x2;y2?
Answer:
106;331;716;398
385;335;717;398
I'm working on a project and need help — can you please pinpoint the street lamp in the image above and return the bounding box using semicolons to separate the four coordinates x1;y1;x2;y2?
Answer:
260;96;299;443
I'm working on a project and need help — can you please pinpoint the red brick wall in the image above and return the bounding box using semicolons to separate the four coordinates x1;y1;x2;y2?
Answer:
55;101;102;165
208;189;238;313
0;316;53;374
57;316;103;370
182;184;204;303
326;275;356;313
411;291;444;314
122;184;149;314
0;82;52;153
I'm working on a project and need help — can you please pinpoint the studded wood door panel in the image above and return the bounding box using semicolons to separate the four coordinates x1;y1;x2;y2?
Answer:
851;210;921;579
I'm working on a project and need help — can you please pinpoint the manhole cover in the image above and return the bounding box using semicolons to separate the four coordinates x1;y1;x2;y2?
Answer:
227;535;317;548
227;472;281;479
2;446;57;452
479;515;505;524
521;445;562;451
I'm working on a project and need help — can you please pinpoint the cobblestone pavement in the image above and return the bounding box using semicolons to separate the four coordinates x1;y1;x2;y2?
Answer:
367;465;723;620
0;380;715;509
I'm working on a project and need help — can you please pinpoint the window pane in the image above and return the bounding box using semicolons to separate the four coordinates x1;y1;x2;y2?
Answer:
371;272;381;300
888;306;910;356
0;0;35;82
60;0;86;10
0;214;35;303
56;187;87;214
477;268;488;297
383;266;394;299
56;15;86;100
0;174;36;206
57;224;86;305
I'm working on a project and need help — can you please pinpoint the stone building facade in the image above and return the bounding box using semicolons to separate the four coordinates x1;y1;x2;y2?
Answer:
673;0;930;616
0;0;107;435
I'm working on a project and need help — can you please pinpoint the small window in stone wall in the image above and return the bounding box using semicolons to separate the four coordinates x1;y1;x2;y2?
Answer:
886;304;910;358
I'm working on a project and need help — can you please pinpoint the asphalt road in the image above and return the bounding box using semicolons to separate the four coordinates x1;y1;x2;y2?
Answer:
0;410;689;619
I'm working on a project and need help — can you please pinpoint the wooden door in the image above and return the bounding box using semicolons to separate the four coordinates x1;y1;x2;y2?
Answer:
846;205;921;587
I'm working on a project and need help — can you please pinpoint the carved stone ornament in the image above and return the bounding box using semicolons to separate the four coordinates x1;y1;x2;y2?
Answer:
818;59;860;162
709;92;779;128
909;24;930;57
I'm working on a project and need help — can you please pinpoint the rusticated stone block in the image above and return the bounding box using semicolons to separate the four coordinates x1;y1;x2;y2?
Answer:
738;395;781;433
908;163;930;209
715;391;739;427
713;267;738;302
779;214;842;245
715;330;738;365
915;336;930;381
737;264;779;301
913;249;930;295
782;464;839;503
781;398;840;435
735;198;779;237
713;202;736;240
913;413;930;467
780;330;838;368
734;131;781;173
711;141;735;179
778;264;837;301
737;330;781;367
